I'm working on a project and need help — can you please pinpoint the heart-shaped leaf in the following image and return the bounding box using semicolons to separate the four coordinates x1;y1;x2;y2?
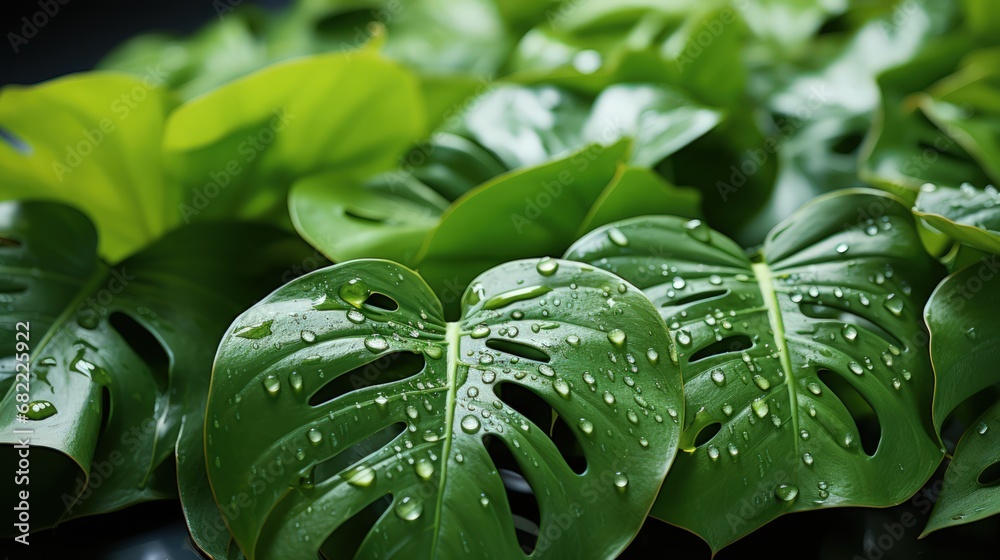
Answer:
207;257;682;559
414;142;700;311
565;189;944;552
0;201;313;557
163;50;427;225
0;73;178;261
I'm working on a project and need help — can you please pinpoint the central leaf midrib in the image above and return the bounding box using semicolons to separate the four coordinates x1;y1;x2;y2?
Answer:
429;322;461;556
751;262;801;485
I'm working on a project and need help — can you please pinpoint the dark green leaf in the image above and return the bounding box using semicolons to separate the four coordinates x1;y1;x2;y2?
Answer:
565;189;944;552
0;201;314;558
208;257;682;558
922;262;1000;533
914;183;1000;255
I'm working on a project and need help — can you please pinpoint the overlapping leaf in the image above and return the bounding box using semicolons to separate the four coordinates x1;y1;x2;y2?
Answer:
0;201;314;558
0;74;178;260
565;190;944;551
207;258;683;559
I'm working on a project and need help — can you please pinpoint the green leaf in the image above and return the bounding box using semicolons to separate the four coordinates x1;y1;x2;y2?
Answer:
207;257;682;559
918;48;1000;185
859;41;991;200
0;73;178;261
922;262;1000;533
99;13;269;101
914;183;1000;255
0;201;314;557
163;50;427;225
290;171;450;267
414;140;703;310
565;189;944;552
460;83;721;169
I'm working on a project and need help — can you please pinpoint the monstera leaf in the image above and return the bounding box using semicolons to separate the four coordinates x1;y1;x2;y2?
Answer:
564;189;944;551
207;258;683;559
914;183;1000;255
921;203;1000;534
0;201;313;557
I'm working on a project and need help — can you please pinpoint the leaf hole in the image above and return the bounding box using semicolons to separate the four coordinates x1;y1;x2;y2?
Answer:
318;493;392;560
482;434;541;554
0;235;23;248
688;335;753;363
978;462;1000;487
364;293;399;312
343;209;385;224
667;289;728;308
817;368;881;456
831;132;864;155
941;385;1000;451
693;422;722;447
110;312;170;393
0;127;32;155
309;352;425;407
494;382;586;474
485;339;551;363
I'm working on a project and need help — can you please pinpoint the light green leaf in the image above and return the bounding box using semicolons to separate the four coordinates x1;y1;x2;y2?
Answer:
0;73;178;261
163;50;426;225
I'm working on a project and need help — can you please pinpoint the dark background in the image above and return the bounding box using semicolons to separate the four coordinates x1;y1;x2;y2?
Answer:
0;0;997;558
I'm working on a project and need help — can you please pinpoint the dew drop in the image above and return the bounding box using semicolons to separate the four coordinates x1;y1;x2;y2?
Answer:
842;325;858;341
536;257;559;276
346;309;366;324
608;228;629;247
613;471;629;489
395;496;423;521
751;398;769;418
364;334;389;353
307;428;323;445
552;378;571;398
775;484;799;502
415;458;435;480
25;400;57;420
345;465;376;487
462;414;479;434
607;329;626;347
263;374;280;395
